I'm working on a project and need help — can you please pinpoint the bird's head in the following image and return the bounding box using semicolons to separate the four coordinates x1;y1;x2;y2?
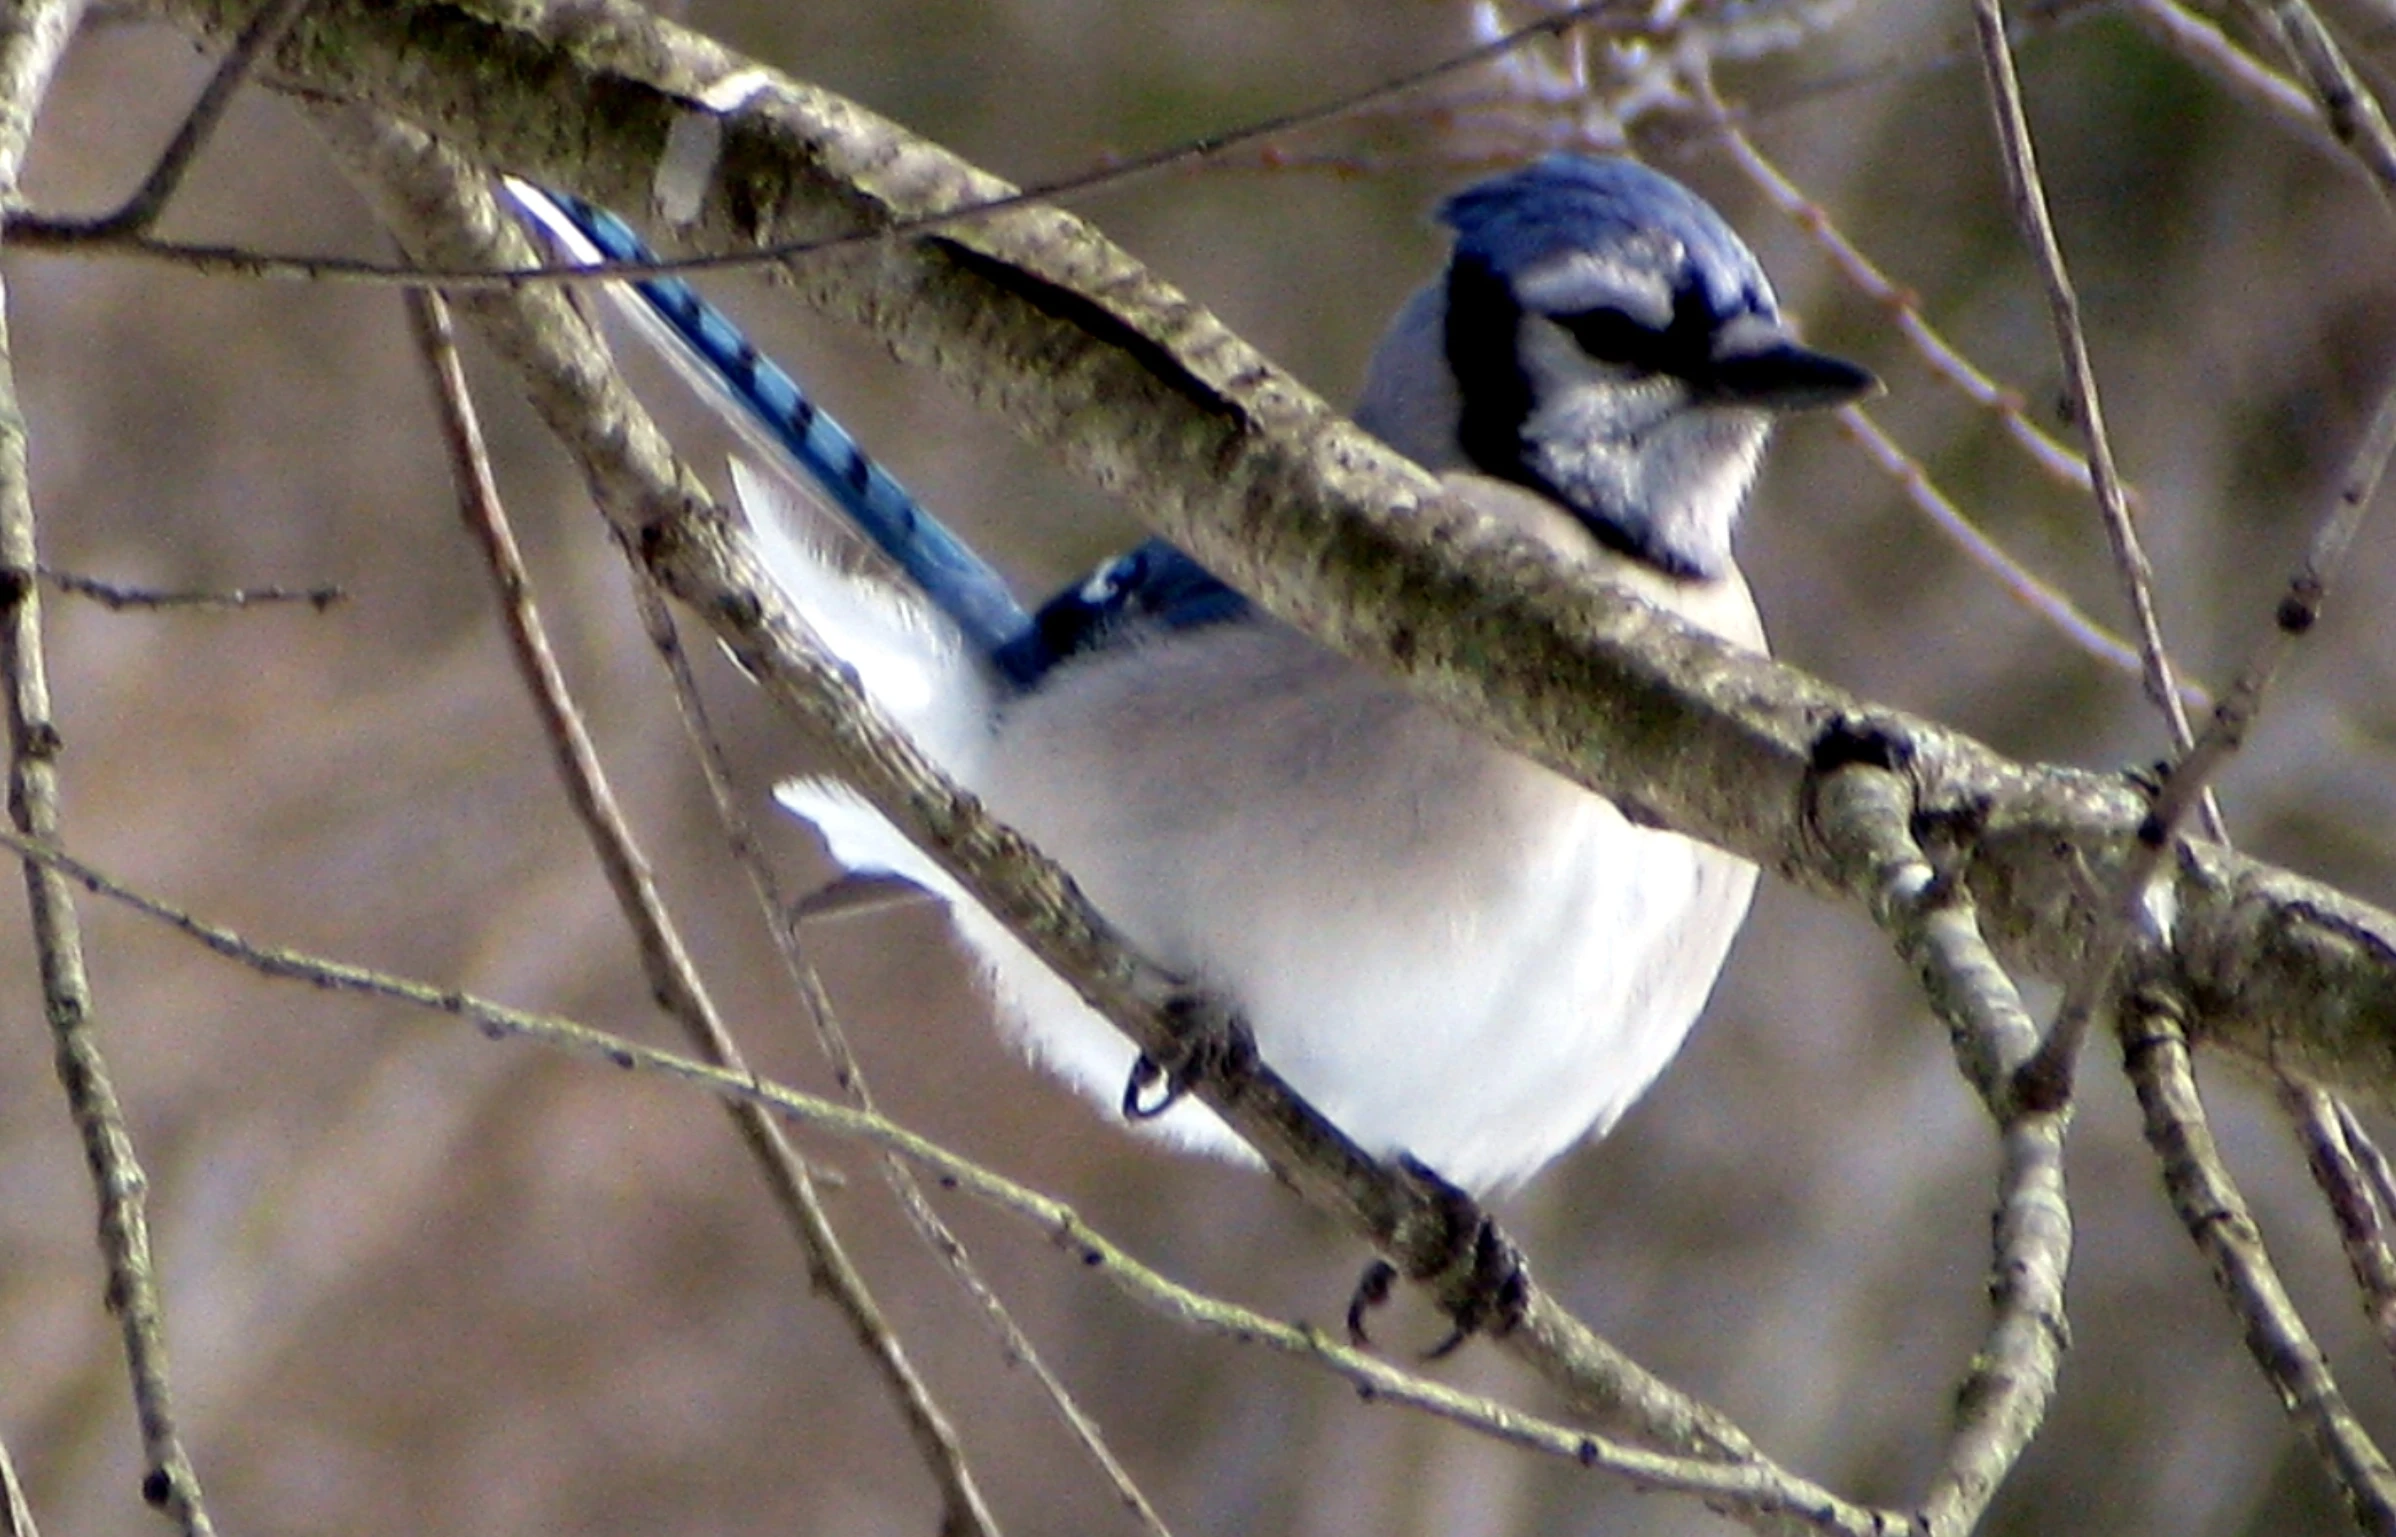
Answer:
1356;154;1877;580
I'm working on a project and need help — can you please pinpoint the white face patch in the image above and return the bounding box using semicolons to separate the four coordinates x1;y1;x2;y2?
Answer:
1513;316;1770;577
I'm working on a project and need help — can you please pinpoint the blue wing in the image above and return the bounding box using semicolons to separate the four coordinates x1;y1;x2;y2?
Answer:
995;539;1251;686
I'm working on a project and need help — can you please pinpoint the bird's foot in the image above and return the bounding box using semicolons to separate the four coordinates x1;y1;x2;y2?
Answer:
1347;1155;1531;1355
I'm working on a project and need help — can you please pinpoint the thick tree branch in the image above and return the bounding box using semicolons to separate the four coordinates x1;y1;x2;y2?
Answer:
118;0;2396;1149
1812;759;2068;1535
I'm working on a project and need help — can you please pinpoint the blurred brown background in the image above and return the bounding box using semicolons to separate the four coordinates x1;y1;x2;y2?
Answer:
6;1;2396;1532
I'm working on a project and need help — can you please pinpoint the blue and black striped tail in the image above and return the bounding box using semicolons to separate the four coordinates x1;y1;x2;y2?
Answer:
503;181;1035;669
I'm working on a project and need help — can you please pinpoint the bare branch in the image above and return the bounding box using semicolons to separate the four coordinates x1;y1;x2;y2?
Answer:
404;281;1003;1537
57;0;312;238
0;818;1902;1535
2281;1079;2396;1374
2126;0;2342;158
1974;0;2226;1117
36;566;343;610
0;2;214;1531
1812;759;2068;1534
2152;359;2396;843
1972;0;2211;797
2242;0;2396;201
2122;991;2396;1535
1830;407;2173;693
618;571;1174;1536
1701;73;2119;506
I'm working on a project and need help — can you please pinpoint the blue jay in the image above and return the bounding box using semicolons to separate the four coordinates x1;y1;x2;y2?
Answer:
511;155;1874;1195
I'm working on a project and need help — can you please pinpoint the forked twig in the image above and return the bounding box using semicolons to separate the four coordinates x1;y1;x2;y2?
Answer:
1813;760;2068;1535
2127;0;2342;159
2121;993;2396;1534
2242;0;2396;199
66;0;313;238
2281;1079;2396;1373
403;284;1003;1537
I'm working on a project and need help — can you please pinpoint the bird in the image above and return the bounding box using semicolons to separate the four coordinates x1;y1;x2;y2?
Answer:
509;154;1876;1197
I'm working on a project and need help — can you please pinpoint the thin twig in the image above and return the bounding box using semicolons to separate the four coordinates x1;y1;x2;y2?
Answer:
620;571;1174;1536
2244;0;2396;201
1813;761;2068;1535
37;566;343;611
1831;408;2178;693
403;286;1002;1537
2280;1078;2396;1374
0;1431;37;1537
66;0;313;238
1972;0;2211;789
0;1;214;1531
2121;991;2396;1536
6;0;1668;283
1698;70;2126;507
1974;0;2224;1114
2125;0;2343;160
2147;360;2396;838
2337;1101;2396;1251
0;818;1900;1532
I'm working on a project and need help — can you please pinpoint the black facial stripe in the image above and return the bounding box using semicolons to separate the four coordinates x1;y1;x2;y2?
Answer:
1444;251;1538;486
1553;286;1753;381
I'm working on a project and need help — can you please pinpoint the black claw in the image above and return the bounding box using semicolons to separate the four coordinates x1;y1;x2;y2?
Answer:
1346;1259;1398;1348
1388;1154;1532;1352
1118;988;1257;1122
1120;1053;1188;1120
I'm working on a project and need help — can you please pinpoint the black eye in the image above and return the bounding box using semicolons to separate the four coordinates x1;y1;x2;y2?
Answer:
1551;307;1669;370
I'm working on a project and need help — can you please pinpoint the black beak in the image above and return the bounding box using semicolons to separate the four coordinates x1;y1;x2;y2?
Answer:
1700;317;1880;412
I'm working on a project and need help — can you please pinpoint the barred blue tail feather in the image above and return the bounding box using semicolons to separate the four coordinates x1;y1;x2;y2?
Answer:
502;181;1034;667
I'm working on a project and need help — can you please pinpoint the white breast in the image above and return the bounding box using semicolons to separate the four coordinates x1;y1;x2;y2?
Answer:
960;474;1762;1192
764;457;1763;1194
